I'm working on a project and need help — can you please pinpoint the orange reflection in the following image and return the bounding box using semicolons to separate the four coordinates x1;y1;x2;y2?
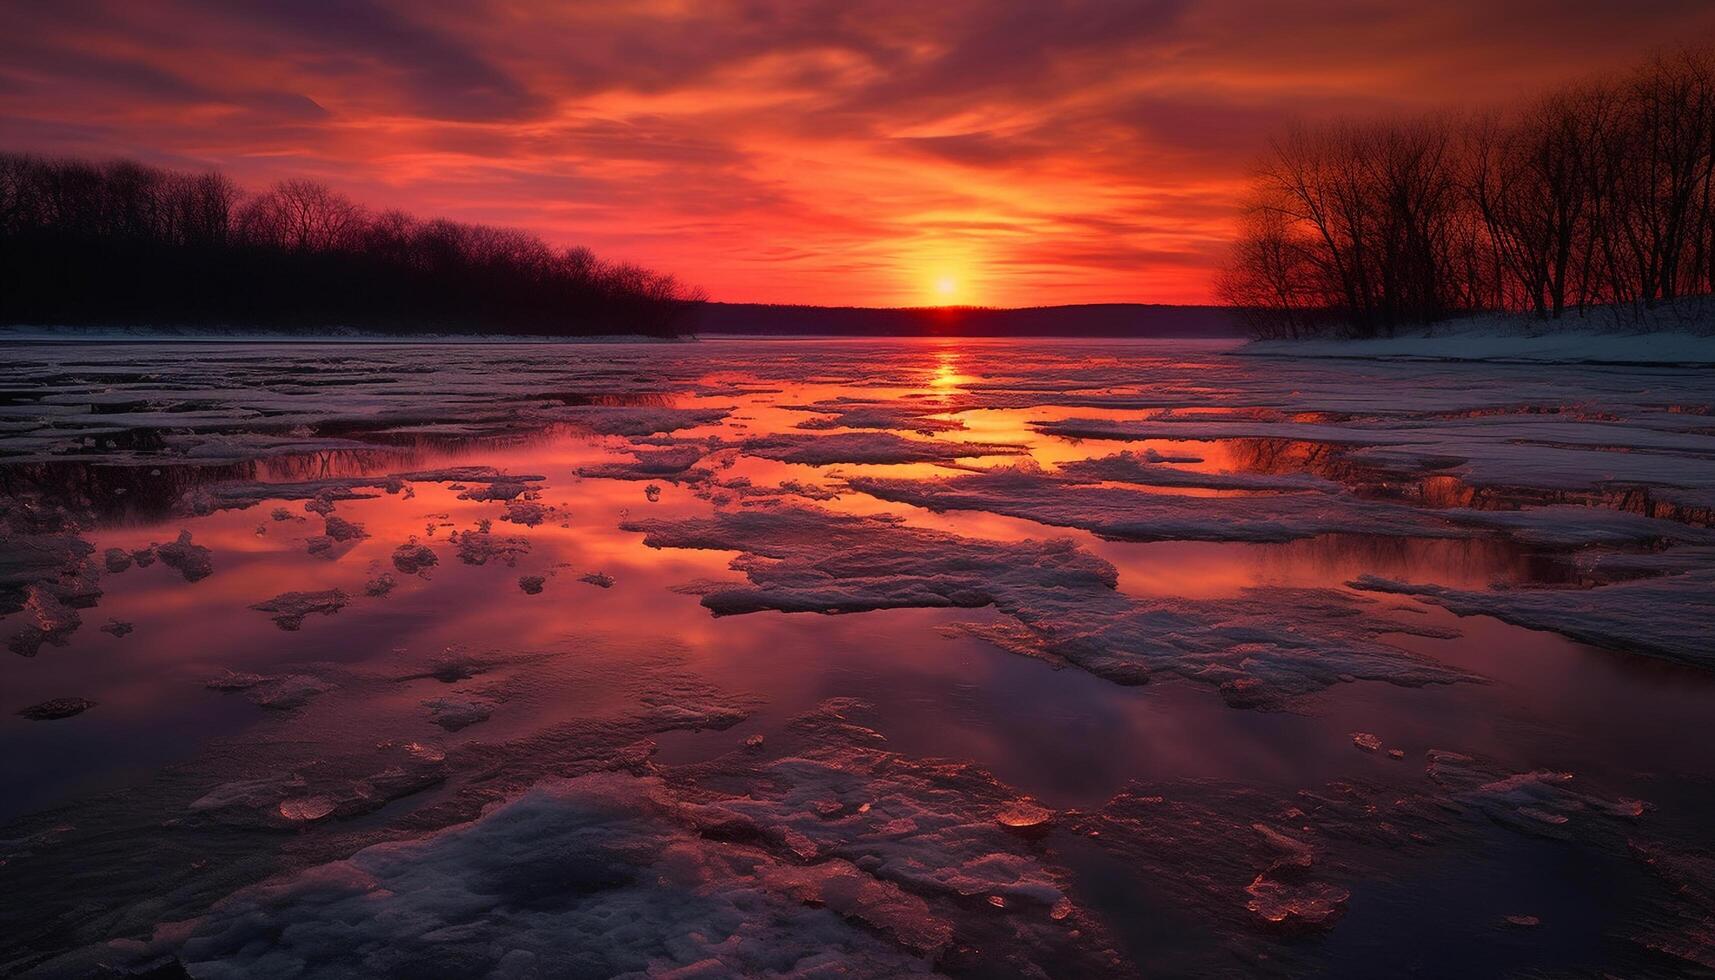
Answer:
928;348;967;392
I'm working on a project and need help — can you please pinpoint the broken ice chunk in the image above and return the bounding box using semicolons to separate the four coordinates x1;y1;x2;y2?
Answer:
205;670;269;691
249;589;350;630
1354;572;1715;670
1245;877;1350;932
18;697;97;720
451;528;530;566
5;586;84;657
277;796;338;824
323;515;367;542
392;541;438;574
154;530;213;582
499;500;551;526
187;740;445;831
422;696;493;731
995;801;1055;837
245;674;333;710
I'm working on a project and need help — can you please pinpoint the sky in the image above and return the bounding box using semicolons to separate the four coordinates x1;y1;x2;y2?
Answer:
6;1;1715;307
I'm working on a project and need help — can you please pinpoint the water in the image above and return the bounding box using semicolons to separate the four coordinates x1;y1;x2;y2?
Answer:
2;338;1711;977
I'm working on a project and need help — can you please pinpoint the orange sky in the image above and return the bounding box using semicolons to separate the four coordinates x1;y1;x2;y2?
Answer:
6;1;1714;306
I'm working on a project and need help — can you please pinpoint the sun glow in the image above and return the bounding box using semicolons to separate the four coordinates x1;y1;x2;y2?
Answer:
932;276;959;303
930;348;966;389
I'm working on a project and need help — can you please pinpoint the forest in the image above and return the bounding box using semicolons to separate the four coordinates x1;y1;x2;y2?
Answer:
1220;46;1715;338
0;154;703;336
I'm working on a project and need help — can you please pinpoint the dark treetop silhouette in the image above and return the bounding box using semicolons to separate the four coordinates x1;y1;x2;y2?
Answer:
0;153;704;337
1219;45;1715;339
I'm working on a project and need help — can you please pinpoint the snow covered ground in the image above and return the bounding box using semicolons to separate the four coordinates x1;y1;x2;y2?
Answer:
1238;304;1715;365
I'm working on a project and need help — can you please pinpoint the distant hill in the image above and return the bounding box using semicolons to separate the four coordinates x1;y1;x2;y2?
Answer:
686;302;1242;338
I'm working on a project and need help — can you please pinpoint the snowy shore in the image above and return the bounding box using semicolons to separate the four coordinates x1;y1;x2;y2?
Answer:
1236;304;1715;365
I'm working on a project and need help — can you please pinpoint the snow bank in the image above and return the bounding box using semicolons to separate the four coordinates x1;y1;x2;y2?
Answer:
1238;307;1715;365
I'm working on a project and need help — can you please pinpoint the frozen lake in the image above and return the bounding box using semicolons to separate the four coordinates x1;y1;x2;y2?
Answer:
3;337;1713;977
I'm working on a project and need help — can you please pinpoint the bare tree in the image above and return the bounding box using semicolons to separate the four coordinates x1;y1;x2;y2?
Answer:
1608;49;1715;306
1467;91;1602;319
237;179;365;251
1216;204;1320;338
0;152;702;336
1222;42;1715;337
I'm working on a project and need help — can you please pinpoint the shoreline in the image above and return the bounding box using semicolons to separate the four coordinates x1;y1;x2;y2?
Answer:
1236;329;1715;367
8;322;1712;364
1233;306;1715;366
0;326;1246;345
0;325;690;345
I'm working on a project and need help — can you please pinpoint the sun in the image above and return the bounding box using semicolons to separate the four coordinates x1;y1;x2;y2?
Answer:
932;276;959;303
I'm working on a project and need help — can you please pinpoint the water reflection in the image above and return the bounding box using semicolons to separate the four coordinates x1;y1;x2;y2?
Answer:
5;357;1703;805
929;346;967;391
3;339;1713;976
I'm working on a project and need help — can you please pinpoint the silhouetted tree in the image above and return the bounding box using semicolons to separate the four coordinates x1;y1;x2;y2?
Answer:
1222;43;1715;337
0;153;703;336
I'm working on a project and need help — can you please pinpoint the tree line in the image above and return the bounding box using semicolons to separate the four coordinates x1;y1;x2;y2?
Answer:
0;153;703;336
1219;46;1715;338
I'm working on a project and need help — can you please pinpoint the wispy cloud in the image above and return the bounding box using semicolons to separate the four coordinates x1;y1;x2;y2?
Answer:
5;0;1712;304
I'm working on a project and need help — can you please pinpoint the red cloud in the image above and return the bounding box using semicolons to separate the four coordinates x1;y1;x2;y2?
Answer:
5;0;1713;305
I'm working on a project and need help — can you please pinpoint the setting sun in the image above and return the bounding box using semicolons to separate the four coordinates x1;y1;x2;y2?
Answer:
932;276;959;303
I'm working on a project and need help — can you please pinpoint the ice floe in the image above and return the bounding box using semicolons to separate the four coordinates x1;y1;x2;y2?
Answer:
186;739;446;831
1354;570;1715;668
0;507;101;655
158;698;1112;978
739;431;1026;466
204;671;334;710
422;696;494;731
174;772;950;977
17;697;97;721
787;397;968;433
450;527;531;566
576;445;713;481
1057;451;1342;493
153;530;213;582
249;590;351;631
628;506;1474;706
390;540;437;574
849;468;1454;543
